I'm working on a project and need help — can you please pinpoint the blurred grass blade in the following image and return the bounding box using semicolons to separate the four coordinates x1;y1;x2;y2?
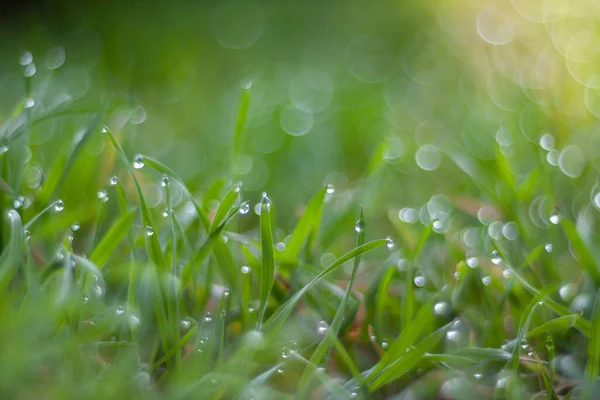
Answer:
258;196;275;330
211;185;240;233
526;314;583;338
263;239;387;334
89;209;136;267
0;209;24;289
452;347;512;362
367;323;450;391
583;287;600;400
280;187;327;265
297;207;366;397
561;218;600;284
231;85;251;175
366;296;438;382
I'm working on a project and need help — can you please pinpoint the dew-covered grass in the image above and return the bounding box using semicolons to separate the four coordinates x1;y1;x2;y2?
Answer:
3;1;600;399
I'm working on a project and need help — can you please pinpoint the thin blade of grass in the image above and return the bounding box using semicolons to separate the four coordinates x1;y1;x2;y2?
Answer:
263;239;387;334
88;209;136;267
258;197;275;330
297;207;366;398
583;287;600;400
561;218;600;284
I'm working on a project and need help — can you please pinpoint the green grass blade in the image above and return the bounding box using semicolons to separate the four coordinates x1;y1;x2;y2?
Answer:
0;209;24;289
263;239;387;334
211;185;240;234
583;287;600;399
367;323;451;391
561;218;600;284
280;187;327;265
297;207;366;398
231;85;251;176
88;209;136;267
258;196;275;330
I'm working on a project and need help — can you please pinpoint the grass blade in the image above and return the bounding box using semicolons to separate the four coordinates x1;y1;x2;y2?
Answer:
258;196;275;330
88;209;136;267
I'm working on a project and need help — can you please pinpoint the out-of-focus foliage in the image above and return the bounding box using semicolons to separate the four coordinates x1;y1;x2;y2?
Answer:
2;0;600;398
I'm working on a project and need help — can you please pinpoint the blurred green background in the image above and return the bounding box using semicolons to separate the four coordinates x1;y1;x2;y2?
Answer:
3;0;600;237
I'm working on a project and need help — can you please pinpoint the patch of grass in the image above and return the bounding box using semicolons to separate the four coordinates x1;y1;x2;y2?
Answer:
3;2;600;399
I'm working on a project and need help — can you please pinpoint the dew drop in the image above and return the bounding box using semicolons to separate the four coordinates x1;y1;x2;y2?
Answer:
223;289;230;297
397;258;409;271
385;236;395;249
160;175;169;187
277;367;284;374
354;220;365;233
0;146;8;155
544;243;553;253
275;242;286;251
317;320;329;335
466;257;479;268
482;276;492;286
491;250;502;265
549;211;560;225
180;319;192;330
97;190;109;202
326;184;335;194
109;176;119;186
434;301;450;317
414;275;425;287
260;193;271;212
24;63;36;77
474;373;483;380
13;196;24;209
233;181;242;193
115;305;126;316
24;229;31;240
101;126;108;134
132;154;145;169
20;52;33;66
145;226;154;237
53;200;65;213
540;134;555;151
247;301;256;313
24;98;35;109
381;340;388;349
204;312;213;322
559;283;577;302
240;201;250;215
241;265;251;274
502;269;513;279
446;330;461;342
281;346;293;359
162;208;172;218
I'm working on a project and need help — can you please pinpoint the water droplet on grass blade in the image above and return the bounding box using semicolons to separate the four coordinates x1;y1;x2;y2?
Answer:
24;230;31;240
24;98;35;108
491;250;502;265
109;176;119;186
180;319;191;330
240;201;250;214
482;276;492;286
97;190;109;202
204;312;213;322
354;220;365;233
385;236;395;249
160;176;169;187
502;269;513;279
53;200;64;212
317;320;329;335
24;63;36;77
539;133;555;150
241;265;251;274
275;242;286;251
549;211;560;225
145;226;154;236
326;184;335;194
260;193;271;212
20;52;33;65
132;154;145;169
466;257;479;268
434;301;450;317
414;275;425;287
545;243;553;252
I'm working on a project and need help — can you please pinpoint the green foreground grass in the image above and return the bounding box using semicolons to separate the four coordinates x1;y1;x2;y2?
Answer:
4;3;600;398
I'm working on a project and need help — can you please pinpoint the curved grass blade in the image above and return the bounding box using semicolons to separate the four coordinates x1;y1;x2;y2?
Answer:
211;186;240;234
526;314;582;338
231;85;251;176
297;207;367;398
403;224;433;329
263;239;387;334
561;218;600;284
0;209;24;289
280;187;327;265
368;323;451;391
366;295;438;382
